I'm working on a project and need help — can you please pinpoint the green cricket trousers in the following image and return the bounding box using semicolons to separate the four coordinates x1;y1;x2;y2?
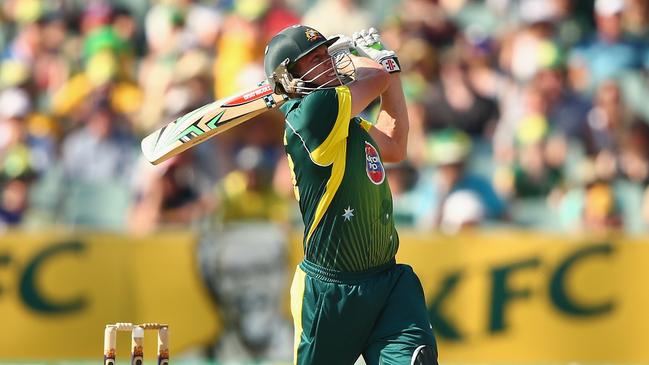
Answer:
290;259;438;365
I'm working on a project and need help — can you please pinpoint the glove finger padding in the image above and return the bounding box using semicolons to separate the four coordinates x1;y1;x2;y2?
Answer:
352;28;401;73
361;29;375;48
368;27;381;44
352;31;364;46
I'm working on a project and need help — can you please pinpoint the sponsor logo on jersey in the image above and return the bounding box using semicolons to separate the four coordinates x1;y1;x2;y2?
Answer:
365;141;385;185
305;28;323;42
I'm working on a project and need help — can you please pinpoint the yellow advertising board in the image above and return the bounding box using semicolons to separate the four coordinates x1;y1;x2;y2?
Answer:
395;230;649;363
0;229;648;362
0;230;220;359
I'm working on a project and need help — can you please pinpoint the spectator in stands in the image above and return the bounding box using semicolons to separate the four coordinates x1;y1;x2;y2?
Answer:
516;118;565;199
532;61;591;143
31;12;73;102
624;0;649;38
558;179;623;233
52;3;142;126
499;14;559;84
212;12;263;100
583;180;623;231
418;129;506;230
0;176;30;228
615;121;649;230
619;120;649;183
494;84;566;199
386;160;427;229
398;0;457;48
420;47;499;138
129;150;215;235
584;80;635;157
439;190;486;235
214;146;289;225
568;0;649;94
54;97;138;229
137;3;185;131
61;97;137;185
0;88;36;180
578;80;645;184
1;87;60;179
495;33;563;163
392;36;438;166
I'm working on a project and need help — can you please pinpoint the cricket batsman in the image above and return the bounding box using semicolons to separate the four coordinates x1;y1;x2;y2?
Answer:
263;25;438;364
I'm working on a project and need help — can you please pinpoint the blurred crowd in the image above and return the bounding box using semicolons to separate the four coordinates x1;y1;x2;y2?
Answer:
1;0;649;235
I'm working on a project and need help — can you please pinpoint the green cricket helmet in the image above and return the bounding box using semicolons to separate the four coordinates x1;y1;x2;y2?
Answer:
264;25;354;96
264;25;338;78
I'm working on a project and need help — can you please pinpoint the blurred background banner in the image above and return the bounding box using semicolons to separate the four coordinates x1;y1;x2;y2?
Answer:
0;231;220;359
1;228;648;362
397;231;649;363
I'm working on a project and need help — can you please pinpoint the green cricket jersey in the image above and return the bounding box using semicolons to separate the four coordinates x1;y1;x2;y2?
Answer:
281;86;398;272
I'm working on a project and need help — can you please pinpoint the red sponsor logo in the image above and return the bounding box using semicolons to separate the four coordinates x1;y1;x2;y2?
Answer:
223;84;273;107
381;58;399;72
365;141;385;185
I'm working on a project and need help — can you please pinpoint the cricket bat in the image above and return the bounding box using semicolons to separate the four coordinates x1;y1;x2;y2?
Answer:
141;82;287;165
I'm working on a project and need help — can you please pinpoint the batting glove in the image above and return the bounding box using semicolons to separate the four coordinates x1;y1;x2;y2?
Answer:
352;28;401;73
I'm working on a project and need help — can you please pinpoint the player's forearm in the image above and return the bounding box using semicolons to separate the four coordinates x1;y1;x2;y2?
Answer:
346;54;390;117
373;73;408;162
351;55;390;93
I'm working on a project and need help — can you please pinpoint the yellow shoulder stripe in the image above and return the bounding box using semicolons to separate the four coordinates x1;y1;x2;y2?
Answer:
305;86;351;245
309;86;351;165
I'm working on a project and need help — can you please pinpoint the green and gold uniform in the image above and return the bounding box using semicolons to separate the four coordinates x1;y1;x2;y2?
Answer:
282;86;438;365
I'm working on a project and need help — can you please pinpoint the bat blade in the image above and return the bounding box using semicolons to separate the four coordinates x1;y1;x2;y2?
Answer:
141;83;287;165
